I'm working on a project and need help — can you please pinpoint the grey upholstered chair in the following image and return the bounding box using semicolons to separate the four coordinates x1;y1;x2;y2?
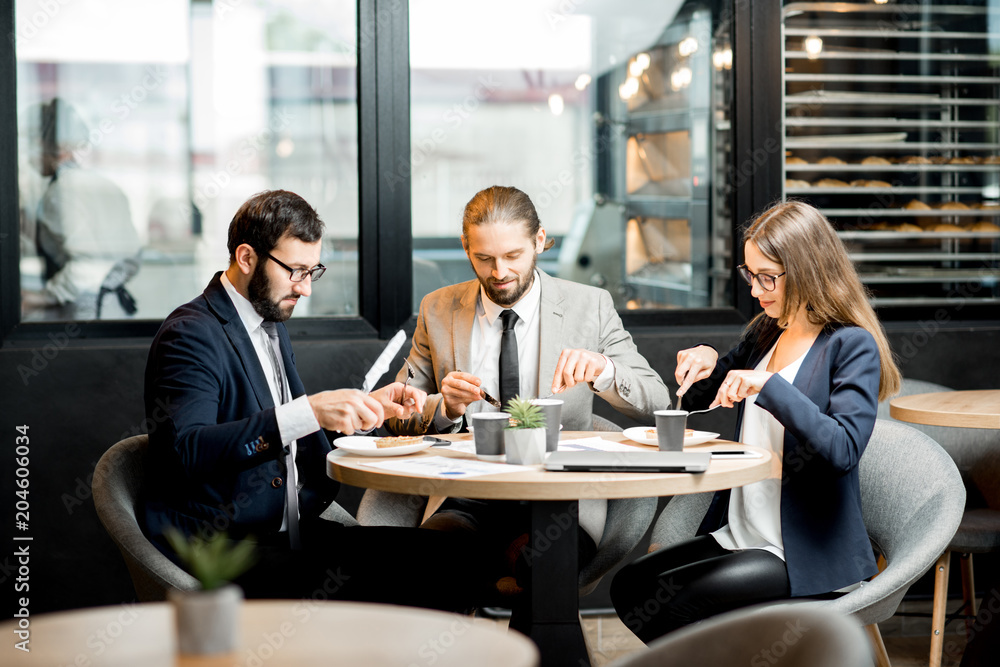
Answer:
646;419;966;667
878;378;1000;667
357;415;657;595
92;435;198;601
606;603;872;667
93;435;359;601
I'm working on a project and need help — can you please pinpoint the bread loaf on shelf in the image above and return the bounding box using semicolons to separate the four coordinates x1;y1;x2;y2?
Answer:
818;156;846;165
861;156;892;165
850;179;892;188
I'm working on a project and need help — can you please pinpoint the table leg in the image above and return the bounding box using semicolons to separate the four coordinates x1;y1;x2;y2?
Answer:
509;499;589;667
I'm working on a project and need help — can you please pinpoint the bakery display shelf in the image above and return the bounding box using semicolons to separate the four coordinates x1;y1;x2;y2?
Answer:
785;96;997;108
840;230;1000;240
785;73;1000;85
823;208;999;217
858;269;1000;282
786;187;988;195
786;118;1000;130
783;3;994;17
785;142;1000;151
850;253;1000;263
871;296;1000;307
785;164;1000;172
784;27;993;40
784;51;995;63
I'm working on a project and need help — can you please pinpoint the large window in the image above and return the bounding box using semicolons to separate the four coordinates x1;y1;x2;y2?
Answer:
14;0;359;323
408;0;737;310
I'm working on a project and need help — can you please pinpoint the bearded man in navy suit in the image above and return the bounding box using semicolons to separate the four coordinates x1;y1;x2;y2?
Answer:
143;190;494;610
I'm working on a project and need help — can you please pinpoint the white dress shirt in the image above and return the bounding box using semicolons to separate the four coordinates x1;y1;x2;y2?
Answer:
221;273;321;531
712;340;807;559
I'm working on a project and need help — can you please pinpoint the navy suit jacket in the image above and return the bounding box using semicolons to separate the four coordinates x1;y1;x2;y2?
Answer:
682;323;881;597
142;273;338;547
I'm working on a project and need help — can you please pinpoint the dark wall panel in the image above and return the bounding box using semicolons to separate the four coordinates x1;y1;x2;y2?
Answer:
2;322;997;614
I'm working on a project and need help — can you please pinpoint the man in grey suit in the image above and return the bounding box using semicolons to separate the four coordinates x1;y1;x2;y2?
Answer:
381;185;669;594
389;185;669;436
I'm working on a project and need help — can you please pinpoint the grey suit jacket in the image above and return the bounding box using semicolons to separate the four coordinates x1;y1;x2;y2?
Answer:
389;271;670;434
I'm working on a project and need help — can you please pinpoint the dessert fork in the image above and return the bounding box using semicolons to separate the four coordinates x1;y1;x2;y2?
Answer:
399;360;415;405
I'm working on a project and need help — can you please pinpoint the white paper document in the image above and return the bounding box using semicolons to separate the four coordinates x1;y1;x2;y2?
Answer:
361;455;527;478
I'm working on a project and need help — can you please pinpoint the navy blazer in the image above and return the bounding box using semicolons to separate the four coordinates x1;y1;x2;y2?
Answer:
681;323;880;597
142;273;338;547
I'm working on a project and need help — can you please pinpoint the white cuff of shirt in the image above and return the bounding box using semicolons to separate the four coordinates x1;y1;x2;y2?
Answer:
591;355;616;392
434;400;464;431
276;395;322;444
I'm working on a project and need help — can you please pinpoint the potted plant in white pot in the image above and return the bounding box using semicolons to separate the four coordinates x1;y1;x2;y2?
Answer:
503;395;547;465
164;527;256;656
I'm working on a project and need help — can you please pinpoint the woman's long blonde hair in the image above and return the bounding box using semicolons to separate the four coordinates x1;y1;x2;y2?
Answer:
742;200;901;400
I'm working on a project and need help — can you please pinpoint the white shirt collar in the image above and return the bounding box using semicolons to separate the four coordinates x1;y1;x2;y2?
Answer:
221;271;266;336
479;270;542;327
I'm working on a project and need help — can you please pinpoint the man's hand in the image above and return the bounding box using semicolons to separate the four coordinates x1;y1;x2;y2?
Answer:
308;389;384;434
675;345;719;398
712;370;773;408
551;349;607;394
440;371;484;420
370;382;427;420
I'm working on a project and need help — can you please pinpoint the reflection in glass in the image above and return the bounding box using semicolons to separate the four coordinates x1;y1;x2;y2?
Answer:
409;0;735;312
15;0;359;321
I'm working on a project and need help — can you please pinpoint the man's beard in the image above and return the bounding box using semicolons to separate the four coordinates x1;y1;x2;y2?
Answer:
249;263;297;322
479;254;537;306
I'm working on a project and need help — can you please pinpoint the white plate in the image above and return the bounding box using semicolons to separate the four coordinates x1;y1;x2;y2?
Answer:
622;427;721;448
333;436;433;457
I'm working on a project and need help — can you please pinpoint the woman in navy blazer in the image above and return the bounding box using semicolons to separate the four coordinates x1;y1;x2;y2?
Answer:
611;201;902;643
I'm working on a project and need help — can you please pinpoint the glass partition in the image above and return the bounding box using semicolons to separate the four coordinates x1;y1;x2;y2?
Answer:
15;0;359;322
782;0;1000;310
408;0;736;311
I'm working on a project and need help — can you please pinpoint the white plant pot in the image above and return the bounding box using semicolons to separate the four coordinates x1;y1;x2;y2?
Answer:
504;428;546;465
169;583;242;655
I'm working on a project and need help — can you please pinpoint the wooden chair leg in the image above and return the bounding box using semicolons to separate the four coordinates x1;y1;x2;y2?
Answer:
865;623;891;667
959;552;977;638
930;551;951;667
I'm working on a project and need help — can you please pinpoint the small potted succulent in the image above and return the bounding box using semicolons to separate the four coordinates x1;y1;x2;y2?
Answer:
165;527;256;655
503;395;547;465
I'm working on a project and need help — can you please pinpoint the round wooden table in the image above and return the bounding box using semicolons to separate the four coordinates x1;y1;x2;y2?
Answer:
0;599;539;667
328;431;774;667
889;390;1000;429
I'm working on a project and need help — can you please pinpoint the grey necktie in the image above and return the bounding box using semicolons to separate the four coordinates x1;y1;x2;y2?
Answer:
261;322;300;550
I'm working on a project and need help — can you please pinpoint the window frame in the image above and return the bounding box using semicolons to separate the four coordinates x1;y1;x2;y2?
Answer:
0;0;786;343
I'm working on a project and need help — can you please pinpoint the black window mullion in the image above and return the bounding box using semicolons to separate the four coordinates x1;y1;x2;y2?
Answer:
730;0;782;321
357;0;412;339
1;2;19;341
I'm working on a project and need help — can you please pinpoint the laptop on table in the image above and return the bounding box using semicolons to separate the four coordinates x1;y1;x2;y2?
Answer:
544;450;711;473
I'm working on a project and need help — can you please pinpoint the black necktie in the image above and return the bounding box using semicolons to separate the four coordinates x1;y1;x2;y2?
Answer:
499;309;520;409
262;322;300;550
